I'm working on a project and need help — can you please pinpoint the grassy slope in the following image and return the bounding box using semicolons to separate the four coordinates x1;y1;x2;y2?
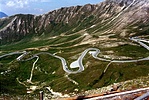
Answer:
0;17;149;95
0;30;149;96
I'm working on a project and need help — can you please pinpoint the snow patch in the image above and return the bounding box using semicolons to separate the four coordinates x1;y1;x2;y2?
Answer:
27;86;38;93
52;71;56;74
70;60;79;68
89;51;97;56
83;33;89;36
90;25;96;28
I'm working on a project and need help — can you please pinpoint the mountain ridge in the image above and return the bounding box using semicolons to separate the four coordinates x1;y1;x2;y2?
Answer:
0;0;149;44
0;12;8;18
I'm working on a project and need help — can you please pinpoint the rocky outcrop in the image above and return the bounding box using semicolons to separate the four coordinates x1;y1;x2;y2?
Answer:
0;0;149;44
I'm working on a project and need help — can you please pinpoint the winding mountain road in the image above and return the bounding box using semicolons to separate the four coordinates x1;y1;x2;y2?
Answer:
0;37;149;74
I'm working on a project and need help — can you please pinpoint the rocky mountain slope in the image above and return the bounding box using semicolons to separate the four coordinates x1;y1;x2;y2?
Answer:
0;0;149;99
0;0;149;44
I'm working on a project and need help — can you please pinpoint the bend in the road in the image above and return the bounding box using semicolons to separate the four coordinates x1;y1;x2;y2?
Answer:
0;37;149;74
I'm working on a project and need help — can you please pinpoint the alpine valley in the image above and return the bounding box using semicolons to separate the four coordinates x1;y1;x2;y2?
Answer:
0;0;149;99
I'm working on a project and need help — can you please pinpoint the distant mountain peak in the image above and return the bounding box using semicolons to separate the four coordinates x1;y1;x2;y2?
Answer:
0;12;8;18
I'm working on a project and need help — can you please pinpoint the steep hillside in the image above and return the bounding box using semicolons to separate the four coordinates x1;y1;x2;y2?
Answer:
0;0;149;44
0;0;149;99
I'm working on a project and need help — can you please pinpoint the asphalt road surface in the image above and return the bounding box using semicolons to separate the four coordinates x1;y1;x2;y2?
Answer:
0;37;149;74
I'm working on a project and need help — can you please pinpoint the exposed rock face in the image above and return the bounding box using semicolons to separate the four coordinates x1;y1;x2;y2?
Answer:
0;0;149;44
